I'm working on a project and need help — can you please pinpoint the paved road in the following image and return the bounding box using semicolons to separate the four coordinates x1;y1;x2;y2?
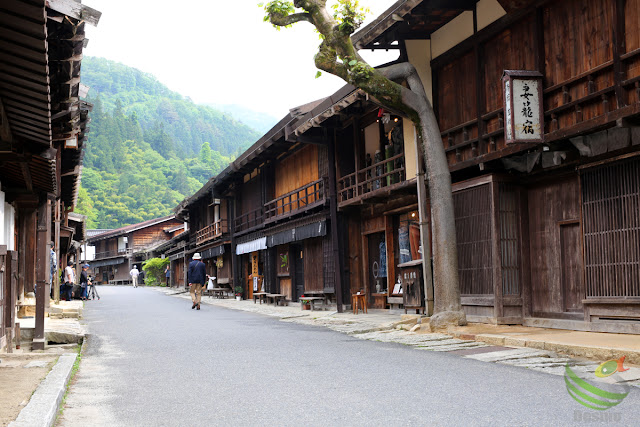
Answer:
59;286;639;426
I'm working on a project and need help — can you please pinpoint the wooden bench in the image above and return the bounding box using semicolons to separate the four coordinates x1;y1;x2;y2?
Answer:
266;293;288;306
253;292;268;304
300;296;327;311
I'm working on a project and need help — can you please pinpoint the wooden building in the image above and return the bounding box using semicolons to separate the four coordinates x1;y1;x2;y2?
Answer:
174;0;640;333
177;100;343;303
87;216;183;285
346;0;640;333
0;0;100;351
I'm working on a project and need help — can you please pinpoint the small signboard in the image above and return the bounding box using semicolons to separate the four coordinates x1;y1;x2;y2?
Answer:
502;70;544;144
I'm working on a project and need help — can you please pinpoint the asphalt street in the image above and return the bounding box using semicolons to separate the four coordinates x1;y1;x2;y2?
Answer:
58;286;640;426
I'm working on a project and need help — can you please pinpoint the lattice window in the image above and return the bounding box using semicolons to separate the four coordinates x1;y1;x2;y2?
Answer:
454;184;493;295
499;184;521;296
323;233;335;293
582;158;640;298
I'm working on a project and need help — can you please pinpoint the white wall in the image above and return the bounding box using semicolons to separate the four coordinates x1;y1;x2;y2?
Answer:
403;119;418;181
477;0;507;31
0;190;13;250
4;202;14;251
431;0;507;59
405;39;433;105
364;122;380;159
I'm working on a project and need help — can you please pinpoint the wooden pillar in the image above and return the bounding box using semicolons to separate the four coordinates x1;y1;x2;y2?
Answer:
33;196;51;351
415;131;434;315
53;200;61;302
17;205;37;301
491;182;504;322
4;251;17;345
328;131;344;312
613;0;626;108
229;195;240;295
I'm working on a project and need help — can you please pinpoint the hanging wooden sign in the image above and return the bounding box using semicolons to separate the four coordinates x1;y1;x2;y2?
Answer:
502;70;544;144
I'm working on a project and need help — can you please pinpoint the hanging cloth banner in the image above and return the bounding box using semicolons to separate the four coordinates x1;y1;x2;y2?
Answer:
235;237;267;255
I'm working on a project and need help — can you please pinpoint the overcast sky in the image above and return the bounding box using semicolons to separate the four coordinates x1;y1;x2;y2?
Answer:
83;0;398;119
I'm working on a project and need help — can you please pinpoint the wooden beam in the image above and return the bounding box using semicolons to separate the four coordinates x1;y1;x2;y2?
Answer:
21;163;33;192
613;0;626;108
46;0;102;26
60;165;79;177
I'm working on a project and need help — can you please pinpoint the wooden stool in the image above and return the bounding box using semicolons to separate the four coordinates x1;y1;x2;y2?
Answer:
352;293;367;314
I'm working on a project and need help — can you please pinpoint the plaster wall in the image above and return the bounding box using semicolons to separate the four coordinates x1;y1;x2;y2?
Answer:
364;122;380;158
405;39;433;105
477;0;506;31
431;0;507;58
4;202;14;250
431;11;474;58
403;118;418;180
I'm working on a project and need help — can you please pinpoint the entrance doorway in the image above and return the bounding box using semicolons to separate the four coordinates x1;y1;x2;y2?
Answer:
367;232;386;297
292;244;304;301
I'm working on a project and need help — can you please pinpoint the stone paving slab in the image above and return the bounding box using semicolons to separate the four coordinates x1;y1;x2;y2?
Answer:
465;348;552;362
448;346;511;356
421;342;488;352
415;338;475;348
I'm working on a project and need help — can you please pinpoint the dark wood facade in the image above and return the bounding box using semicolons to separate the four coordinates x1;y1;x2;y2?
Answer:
171;0;640;333
353;0;640;332
0;0;100;351
88;216;182;284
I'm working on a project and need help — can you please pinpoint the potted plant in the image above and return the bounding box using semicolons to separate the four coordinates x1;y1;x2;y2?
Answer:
234;286;243;301
300;295;310;310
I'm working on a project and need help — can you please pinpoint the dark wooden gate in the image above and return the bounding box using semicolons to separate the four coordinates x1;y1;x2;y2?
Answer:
582;159;640;299
528;175;583;319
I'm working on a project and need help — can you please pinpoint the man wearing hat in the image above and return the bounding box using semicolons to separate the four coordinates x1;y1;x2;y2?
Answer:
187;253;207;310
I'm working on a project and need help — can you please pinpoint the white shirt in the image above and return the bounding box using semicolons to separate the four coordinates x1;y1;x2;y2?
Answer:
64;266;76;284
130;268;139;278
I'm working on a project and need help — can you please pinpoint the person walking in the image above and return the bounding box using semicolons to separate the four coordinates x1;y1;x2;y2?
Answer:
165;265;171;287
187;253;206;310
79;264;90;300
63;260;76;301
130;265;140;288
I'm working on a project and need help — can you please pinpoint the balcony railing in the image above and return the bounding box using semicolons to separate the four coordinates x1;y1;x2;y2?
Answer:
195;219;228;246
338;153;406;204
94;248;133;260
264;178;326;223
234;206;264;234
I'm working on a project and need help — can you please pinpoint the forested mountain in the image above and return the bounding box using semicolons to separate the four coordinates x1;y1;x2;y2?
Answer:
75;57;261;229
207;104;279;134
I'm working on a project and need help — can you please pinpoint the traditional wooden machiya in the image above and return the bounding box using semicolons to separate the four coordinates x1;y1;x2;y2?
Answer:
351;0;640;332
88;216;183;285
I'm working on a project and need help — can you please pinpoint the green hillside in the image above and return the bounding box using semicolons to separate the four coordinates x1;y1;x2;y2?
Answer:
76;57;260;229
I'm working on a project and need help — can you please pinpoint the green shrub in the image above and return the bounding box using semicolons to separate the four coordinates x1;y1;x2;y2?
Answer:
142;257;170;286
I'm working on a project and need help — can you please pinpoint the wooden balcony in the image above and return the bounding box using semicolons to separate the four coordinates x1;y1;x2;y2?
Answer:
337;153;406;207
234;206;264;234
195;219;228;246
93;248;133;260
264;178;327;224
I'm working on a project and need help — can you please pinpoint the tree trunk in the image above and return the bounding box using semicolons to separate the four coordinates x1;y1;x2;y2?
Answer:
381;63;466;328
416;107;466;328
